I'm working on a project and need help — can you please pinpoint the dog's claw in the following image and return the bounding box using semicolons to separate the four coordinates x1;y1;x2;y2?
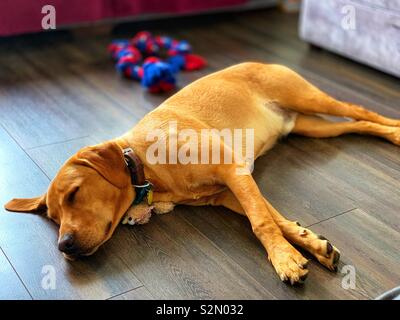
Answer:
333;250;340;266
326;241;334;257
318;235;328;241
315;243;341;272
298;260;309;269
299;273;308;282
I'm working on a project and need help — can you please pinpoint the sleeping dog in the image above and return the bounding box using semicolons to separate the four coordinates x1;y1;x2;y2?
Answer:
5;63;400;284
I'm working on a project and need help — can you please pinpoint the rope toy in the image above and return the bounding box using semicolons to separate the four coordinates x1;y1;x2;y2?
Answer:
108;31;207;93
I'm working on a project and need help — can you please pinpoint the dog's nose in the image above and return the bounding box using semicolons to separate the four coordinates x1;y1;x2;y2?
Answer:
58;233;77;254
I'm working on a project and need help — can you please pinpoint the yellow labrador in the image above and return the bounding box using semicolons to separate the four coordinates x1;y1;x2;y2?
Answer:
5;63;400;284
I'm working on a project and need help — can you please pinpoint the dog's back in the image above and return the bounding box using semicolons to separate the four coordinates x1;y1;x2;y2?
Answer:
127;63;297;159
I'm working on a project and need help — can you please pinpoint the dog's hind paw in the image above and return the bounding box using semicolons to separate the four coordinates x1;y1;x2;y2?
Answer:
312;236;341;272
285;222;341;272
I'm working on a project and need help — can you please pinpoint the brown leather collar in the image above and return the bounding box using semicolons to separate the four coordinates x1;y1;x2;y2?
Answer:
123;148;146;186
122;147;153;205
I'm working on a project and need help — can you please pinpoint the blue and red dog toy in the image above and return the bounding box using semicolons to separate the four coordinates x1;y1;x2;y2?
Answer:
108;31;206;93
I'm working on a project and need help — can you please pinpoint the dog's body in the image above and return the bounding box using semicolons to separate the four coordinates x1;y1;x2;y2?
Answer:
6;63;400;284
119;63;298;205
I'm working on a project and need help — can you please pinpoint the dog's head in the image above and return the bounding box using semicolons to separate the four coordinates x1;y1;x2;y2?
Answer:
4;141;135;260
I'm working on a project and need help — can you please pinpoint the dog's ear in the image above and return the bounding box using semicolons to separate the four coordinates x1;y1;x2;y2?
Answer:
4;193;47;213
74;141;130;189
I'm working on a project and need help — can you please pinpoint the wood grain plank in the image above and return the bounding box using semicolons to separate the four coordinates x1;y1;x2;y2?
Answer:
310;208;400;299
0;45;138;148
287;137;400;233
0;54;88;149
110;286;154;300
19;63;138;144
253;141;356;225
111;210;274;299
27;137;96;179
180;206;368;300
0;248;32;300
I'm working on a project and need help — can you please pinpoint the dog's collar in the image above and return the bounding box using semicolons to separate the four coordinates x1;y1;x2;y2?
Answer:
123;147;145;185
123;147;153;205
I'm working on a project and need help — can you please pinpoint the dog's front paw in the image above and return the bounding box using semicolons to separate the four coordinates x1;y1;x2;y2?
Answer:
153;202;175;214
122;203;154;225
268;240;309;285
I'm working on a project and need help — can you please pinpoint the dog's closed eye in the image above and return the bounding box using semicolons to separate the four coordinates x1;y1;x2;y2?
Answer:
66;186;80;203
105;221;112;234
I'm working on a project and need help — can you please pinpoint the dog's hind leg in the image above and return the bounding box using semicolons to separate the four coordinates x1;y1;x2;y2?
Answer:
263;64;400;127
291;114;400;145
211;189;340;272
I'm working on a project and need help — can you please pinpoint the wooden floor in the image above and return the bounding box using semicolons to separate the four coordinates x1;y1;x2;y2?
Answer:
1;8;400;300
